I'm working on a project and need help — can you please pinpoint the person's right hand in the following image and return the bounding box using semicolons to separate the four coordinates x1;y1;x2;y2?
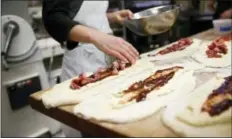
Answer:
90;31;139;64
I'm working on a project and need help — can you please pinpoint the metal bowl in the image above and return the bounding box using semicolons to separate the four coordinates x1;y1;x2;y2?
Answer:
123;5;180;36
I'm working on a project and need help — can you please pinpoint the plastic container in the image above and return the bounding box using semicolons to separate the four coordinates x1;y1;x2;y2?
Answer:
213;19;232;35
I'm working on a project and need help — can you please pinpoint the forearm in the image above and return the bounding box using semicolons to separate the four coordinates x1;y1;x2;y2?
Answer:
220;8;232;18
69;25;103;44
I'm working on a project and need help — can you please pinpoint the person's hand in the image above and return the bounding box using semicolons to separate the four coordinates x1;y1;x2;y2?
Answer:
90;31;139;64
108;9;133;24
220;9;232;19
208;0;215;11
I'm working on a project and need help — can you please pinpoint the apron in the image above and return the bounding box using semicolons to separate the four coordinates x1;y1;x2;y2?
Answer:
60;1;115;137
61;1;115;81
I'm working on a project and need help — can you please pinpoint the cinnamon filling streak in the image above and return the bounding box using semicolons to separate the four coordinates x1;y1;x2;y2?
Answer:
119;66;183;103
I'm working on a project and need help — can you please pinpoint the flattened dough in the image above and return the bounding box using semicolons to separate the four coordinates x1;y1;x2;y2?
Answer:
177;77;231;126
73;66;196;123
162;74;232;137
192;40;231;67
41;59;155;108
140;39;202;61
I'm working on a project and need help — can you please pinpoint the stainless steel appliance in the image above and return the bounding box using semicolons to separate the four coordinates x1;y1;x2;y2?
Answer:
1;15;61;137
123;5;180;36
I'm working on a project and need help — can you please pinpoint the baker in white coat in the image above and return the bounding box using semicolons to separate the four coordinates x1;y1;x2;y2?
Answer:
43;0;139;81
42;0;139;137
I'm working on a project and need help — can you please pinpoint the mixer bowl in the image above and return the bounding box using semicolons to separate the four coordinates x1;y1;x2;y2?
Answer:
123;5;180;36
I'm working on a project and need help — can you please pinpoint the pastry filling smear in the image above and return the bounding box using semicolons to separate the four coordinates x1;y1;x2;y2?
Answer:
201;76;232;116
206;34;231;58
148;38;193;57
206;38;228;58
70;62;131;90
118;66;183;104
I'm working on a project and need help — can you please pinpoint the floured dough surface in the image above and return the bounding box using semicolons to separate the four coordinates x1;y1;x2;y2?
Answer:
73;65;196;123
140;39;202;61
192;40;231;68
41;59;155;108
162;74;232;137
177;77;231;126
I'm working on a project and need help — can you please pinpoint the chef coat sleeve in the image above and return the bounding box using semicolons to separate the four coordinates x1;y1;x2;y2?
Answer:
42;0;82;47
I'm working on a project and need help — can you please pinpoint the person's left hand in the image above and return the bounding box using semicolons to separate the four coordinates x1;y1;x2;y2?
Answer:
109;10;133;24
220;9;232;19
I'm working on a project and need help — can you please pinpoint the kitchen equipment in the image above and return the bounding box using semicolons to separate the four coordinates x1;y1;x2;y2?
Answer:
1;15;61;137
123;5;180;36
213;19;232;35
1;15;37;70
